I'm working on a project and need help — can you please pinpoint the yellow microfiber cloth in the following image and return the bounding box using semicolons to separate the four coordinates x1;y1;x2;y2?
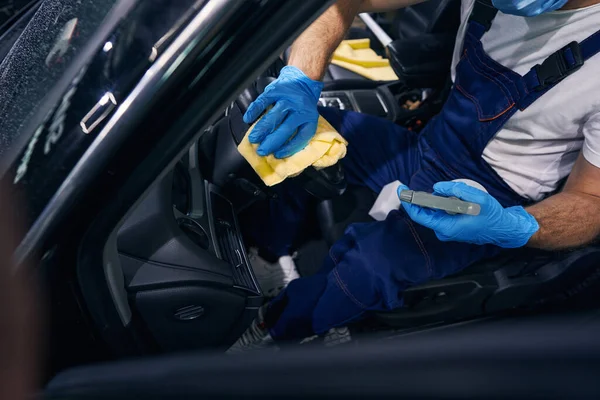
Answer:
331;39;398;81
237;115;348;187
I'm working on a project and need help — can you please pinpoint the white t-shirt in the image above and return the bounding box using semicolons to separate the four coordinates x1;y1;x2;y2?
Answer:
451;0;600;200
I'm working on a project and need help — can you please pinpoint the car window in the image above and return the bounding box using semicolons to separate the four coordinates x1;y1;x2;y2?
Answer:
0;0;119;156
0;0;34;27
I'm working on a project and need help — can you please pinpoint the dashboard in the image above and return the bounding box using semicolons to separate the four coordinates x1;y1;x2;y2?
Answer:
119;144;260;295
113;143;262;351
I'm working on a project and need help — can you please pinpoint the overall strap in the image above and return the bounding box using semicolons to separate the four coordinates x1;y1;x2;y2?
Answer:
521;29;600;107
467;0;498;40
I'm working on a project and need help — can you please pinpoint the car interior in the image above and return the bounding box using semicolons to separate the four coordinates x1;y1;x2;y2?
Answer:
85;0;460;354
94;0;600;355
3;0;600;397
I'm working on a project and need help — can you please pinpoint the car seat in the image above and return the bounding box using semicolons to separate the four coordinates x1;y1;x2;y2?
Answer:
322;0;460;84
376;245;600;327
391;0;461;40
309;181;600;329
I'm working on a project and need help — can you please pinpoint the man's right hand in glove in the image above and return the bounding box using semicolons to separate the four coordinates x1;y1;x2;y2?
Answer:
243;0;423;158
243;66;324;159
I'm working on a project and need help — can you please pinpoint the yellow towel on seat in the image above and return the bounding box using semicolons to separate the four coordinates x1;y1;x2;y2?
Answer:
330;39;398;81
237;115;348;187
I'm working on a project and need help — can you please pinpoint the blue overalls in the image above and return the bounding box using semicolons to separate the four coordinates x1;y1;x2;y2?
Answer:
256;1;600;340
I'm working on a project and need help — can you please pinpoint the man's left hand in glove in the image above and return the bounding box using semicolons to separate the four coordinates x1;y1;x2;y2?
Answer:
398;181;540;248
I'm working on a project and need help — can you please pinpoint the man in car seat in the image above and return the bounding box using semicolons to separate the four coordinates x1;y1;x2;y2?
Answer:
230;0;600;351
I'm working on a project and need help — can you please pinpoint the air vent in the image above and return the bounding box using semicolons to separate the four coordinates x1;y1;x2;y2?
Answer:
211;192;260;294
173;305;204;321
178;218;210;250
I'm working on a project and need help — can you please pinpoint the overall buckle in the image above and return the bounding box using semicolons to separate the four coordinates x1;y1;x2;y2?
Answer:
533;41;584;91
468;0;498;32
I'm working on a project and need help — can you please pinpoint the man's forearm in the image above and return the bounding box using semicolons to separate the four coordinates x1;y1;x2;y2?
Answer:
288;0;426;80
526;191;600;250
360;0;426;12
288;0;362;80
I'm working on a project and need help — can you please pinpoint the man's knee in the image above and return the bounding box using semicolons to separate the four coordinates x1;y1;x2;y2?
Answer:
267;211;476;339
327;213;436;310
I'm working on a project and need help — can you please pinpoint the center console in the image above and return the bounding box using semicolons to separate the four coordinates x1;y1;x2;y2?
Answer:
320;81;433;128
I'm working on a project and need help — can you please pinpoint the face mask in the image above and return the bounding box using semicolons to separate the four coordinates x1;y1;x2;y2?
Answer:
492;0;569;16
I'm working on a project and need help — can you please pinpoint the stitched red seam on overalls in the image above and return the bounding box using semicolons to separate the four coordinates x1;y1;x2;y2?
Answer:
465;52;514;109
332;267;368;310
456;83;514;122
470;40;521;96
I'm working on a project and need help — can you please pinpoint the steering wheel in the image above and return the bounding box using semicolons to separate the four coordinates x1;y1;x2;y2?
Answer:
210;59;347;204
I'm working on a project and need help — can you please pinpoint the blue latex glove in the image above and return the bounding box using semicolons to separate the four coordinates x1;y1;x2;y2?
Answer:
243;66;324;158
492;0;567;16
398;182;539;248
